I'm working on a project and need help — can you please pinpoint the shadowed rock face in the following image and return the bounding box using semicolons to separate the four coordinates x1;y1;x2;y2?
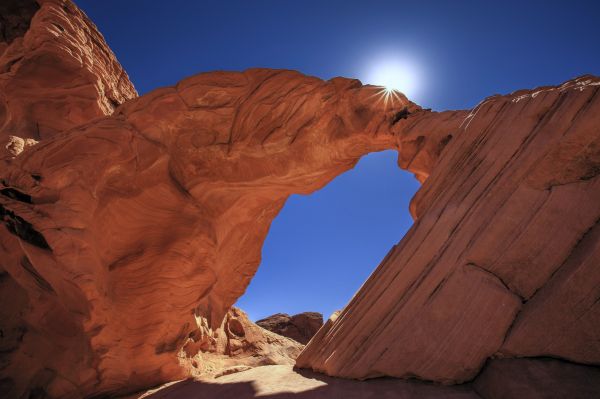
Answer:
256;312;323;344
0;1;599;398
473;358;600;399
0;0;39;45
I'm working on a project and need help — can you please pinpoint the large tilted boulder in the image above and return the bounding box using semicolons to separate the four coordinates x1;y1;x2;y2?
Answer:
256;312;323;344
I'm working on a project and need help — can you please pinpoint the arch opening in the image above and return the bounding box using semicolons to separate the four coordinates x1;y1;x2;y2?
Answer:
235;150;419;325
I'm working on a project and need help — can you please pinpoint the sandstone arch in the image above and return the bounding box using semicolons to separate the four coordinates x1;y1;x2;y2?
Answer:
0;63;464;397
1;1;599;398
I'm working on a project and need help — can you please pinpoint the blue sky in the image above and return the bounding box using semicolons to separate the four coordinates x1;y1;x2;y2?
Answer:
78;0;600;320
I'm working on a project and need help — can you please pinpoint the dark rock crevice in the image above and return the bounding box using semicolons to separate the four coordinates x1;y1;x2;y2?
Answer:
0;0;39;45
0;204;50;250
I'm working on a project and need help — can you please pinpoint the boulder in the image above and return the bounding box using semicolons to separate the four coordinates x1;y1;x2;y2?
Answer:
179;307;303;377
256;312;323;344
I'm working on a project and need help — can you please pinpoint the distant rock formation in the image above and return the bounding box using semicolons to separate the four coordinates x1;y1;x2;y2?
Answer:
256;312;323;344
180;307;303;377
0;0;599;398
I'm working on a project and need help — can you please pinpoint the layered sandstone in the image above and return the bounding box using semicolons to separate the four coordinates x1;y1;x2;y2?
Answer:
297;76;600;382
0;64;461;397
0;0;136;157
1;1;135;397
1;0;599;398
256;312;323;344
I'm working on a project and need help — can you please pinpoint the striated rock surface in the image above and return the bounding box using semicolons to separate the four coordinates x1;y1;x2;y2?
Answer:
179;307;303;377
297;76;600;382
256;312;323;344
0;1;135;398
0;0;136;157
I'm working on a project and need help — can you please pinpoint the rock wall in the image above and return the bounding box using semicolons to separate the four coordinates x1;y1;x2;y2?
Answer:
0;1;136;397
0;0;136;156
0;1;598;398
473;358;600;399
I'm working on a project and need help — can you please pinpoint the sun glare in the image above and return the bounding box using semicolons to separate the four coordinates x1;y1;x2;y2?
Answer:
364;56;422;100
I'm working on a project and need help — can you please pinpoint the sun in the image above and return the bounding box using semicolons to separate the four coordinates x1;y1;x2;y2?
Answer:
364;56;422;99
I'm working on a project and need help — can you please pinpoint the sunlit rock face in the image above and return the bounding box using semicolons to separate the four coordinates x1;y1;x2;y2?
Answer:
0;0;137;158
1;1;599;398
179;307;303;377
297;76;600;383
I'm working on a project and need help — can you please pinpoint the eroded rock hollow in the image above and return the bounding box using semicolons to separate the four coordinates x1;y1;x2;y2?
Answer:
0;1;599;398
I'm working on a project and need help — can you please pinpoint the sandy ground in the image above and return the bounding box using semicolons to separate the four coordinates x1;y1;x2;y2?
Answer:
133;365;481;399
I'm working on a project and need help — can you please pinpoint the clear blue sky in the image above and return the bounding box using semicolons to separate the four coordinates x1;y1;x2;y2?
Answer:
78;0;600;320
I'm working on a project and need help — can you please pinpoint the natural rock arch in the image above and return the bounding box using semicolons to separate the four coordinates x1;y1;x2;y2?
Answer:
1;1;599;398
1;64;463;396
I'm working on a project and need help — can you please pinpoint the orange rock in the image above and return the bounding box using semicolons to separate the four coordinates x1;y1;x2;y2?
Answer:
179;307;303;377
1;0;599;397
1;63;458;397
256;312;323;344
0;59;466;396
0;0;136;157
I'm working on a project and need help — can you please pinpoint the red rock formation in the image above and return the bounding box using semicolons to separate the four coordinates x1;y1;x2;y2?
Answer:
0;0;136;157
0;1;134;397
297;76;600;383
1;64;459;397
180;307;303;377
1;1;599;397
256;312;323;344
